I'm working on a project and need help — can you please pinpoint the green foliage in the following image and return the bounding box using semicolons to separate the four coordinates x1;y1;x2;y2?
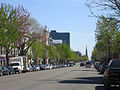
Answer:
57;44;79;62
31;43;79;64
80;55;88;61
92;16;120;62
0;3;19;48
31;41;47;59
69;50;79;61
57;44;71;60
48;45;60;59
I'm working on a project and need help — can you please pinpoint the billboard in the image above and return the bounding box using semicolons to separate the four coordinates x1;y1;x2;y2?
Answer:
52;40;62;44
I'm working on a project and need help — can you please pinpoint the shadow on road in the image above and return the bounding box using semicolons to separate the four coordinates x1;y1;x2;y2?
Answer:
59;76;103;84
95;86;120;90
59;76;120;90
72;69;97;72
95;86;105;90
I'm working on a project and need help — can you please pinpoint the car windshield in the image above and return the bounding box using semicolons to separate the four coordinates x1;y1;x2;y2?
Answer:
86;62;90;64
111;60;120;69
10;63;19;66
35;65;39;67
0;66;2;70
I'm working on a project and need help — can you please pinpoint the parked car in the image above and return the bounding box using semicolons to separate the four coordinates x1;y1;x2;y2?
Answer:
26;66;30;72
29;65;36;72
27;66;34;72
46;65;50;70
2;67;9;75
8;66;15;74
56;64;60;68
103;59;120;90
10;63;21;74
49;65;53;70
58;65;61;68
9;56;28;73
80;62;85;67
52;64;57;69
99;65;107;74
32;65;37;71
94;62;100;69
85;62;91;68
34;65;40;71
0;66;3;76
39;64;47;70
69;63;74;67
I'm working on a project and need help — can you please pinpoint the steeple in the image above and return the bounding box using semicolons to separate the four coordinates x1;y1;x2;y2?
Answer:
85;46;88;57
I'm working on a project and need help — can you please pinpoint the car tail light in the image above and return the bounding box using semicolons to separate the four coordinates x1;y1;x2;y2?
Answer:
107;70;111;76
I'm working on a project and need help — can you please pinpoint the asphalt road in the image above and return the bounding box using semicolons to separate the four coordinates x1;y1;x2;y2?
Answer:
0;64;119;90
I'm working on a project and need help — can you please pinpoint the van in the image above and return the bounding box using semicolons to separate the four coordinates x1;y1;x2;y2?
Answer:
9;56;28;73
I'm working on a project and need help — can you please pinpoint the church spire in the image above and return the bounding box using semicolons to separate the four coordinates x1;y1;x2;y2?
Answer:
85;46;88;57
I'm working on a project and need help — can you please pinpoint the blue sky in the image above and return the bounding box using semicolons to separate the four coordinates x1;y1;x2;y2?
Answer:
0;0;97;59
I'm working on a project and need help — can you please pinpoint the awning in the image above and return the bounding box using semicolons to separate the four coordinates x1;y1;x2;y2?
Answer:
0;58;6;61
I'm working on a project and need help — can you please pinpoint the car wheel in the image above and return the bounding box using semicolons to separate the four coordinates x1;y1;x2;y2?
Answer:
9;72;12;75
7;72;9;75
104;83;111;90
19;70;21;74
8;72;10;75
0;72;3;76
15;71;17;74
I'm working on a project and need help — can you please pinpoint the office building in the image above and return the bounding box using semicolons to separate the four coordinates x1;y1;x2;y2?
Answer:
50;30;70;48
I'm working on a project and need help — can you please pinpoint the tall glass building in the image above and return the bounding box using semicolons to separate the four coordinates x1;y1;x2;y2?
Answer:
50;30;70;48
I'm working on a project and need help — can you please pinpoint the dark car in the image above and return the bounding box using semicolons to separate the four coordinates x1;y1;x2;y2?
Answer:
80;62;85;67
94;62;100;70
85;62;91;68
8;66;15;74
0;66;3;76
103;59;120;90
39;64;47;70
2;67;9;75
99;65;107;74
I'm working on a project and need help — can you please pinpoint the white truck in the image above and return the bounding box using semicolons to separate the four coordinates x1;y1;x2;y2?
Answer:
9;56;28;73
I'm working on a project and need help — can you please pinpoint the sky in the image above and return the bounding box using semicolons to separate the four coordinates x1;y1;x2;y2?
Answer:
0;0;97;59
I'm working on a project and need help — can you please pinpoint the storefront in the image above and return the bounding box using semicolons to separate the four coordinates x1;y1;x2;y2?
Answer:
0;55;6;66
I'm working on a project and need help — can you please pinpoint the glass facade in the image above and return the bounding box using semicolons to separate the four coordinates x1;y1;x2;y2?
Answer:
50;31;70;48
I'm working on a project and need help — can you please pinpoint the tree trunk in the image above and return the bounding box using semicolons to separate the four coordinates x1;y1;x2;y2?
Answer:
108;39;111;63
6;48;9;67
19;43;25;56
33;57;38;65
19;40;36;56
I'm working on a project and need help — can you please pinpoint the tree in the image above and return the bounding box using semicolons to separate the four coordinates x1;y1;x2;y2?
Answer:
0;3;19;66
15;5;31;56
86;0;120;62
80;55;88;61
31;41;48;64
93;16;120;63
91;42;108;62
30;42;80;65
69;50;79;62
47;45;60;64
86;0;120;18
57;44;71;63
27;18;44;34
16;13;44;56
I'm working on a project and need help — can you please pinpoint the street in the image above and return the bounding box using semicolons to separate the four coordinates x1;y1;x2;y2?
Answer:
0;64;119;90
